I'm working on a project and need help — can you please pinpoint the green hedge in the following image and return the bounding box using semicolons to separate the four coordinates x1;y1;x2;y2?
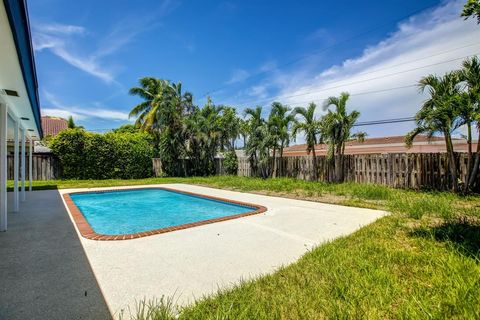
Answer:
49;128;155;179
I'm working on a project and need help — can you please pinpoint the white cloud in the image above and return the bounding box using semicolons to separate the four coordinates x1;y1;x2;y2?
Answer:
248;84;268;99
41;108;86;120
32;22;116;83
42;91;130;121
232;0;480;137
227;69;250;84
31;0;177;84
34;22;86;35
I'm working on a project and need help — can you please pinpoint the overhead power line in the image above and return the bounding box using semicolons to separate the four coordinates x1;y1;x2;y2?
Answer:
200;1;441;98
279;84;417;108
254;42;480;103
234;52;480;107
354;117;416;127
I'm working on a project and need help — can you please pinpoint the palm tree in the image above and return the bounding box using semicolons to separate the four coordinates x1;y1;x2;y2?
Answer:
218;106;240;151
184;99;223;176
129;77;193;176
462;0;480;24
322;92;360;182
67;116;76;129
459;56;480;191
244;106;268;177
267;102;294;177
406;72;463;192
292;103;321;180
239;118;250;149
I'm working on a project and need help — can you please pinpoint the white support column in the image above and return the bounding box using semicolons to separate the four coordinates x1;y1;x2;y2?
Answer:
13;120;19;212
29;137;32;192
21;127;26;202
0;103;7;231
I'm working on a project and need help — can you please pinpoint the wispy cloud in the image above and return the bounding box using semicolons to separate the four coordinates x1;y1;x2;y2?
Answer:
32;22;117;83
226;68;250;84
31;0;177;84
229;0;480;137
304;28;333;44
42;91;129;121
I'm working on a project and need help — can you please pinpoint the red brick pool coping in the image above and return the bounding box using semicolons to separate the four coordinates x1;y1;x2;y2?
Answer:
63;187;267;241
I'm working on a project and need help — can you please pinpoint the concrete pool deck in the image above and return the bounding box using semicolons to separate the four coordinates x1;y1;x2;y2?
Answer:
1;184;387;318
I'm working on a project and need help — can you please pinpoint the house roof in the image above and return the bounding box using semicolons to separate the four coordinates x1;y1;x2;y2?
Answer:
3;0;43;138
283;135;469;156
41;116;68;137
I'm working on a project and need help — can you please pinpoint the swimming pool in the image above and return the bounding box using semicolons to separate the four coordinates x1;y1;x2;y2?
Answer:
64;188;265;240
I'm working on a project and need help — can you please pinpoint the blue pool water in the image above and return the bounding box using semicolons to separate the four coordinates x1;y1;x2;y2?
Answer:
70;188;255;235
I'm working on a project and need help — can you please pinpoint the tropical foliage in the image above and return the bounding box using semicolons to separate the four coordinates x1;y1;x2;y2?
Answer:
127;57;478;193
292;103;322;179
129;78;193;176
128;77;362;180
462;0;480;23
50;128;155;179
322;93;361;182
406;57;480;192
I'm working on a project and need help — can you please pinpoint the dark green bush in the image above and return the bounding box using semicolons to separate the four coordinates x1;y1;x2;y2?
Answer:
223;151;238;175
48;128;87;179
49;129;154;179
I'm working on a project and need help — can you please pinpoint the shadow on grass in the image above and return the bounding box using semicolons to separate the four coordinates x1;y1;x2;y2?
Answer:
410;217;480;260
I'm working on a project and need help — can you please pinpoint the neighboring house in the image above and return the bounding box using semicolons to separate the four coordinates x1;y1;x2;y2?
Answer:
41;116;68;137
1;0;43;230
33;116;68;152
282;135;472;157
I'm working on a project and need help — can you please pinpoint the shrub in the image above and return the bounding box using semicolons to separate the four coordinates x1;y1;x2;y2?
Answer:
107;132;155;179
49;128;87;179
223;151;238;175
49;129;155;179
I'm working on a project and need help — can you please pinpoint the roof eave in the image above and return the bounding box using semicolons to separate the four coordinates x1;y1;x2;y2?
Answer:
3;0;43;139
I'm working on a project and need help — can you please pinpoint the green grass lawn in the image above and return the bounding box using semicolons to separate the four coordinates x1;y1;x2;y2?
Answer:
10;177;480;319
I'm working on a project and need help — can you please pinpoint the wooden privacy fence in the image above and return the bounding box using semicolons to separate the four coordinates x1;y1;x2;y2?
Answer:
7;153;61;180
12;152;476;190
234;152;477;190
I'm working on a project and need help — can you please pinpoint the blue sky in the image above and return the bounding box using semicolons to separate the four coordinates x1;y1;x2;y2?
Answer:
29;0;480;139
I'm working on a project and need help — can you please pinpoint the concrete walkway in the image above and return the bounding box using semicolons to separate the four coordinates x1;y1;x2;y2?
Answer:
0;190;111;320
59;184;387;317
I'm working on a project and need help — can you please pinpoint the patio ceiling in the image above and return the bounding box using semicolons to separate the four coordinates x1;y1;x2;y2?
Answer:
0;0;42;140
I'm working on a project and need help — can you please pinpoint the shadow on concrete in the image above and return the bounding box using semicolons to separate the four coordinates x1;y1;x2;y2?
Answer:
410;216;480;260
0;190;111;319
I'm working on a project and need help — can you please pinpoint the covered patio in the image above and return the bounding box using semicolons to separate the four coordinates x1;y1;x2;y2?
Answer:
0;0;42;231
0;190;111;319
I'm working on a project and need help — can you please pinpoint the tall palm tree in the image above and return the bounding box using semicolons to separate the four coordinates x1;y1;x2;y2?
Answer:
459;56;480;191
322;92;360;183
239;118;250;149
244;106;268;177
218;106;240;151
406;72;463;192
184;99;224;176
268;102;294;177
129;77;193;176
292;103;321;180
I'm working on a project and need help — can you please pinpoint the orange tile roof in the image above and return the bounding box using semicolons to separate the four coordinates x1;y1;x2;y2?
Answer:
283;135;469;156
41;116;68;137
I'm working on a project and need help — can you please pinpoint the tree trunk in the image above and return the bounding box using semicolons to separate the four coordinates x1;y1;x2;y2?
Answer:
312;146;318;181
279;143;284;177
464;123;473;193
334;143;342;183
339;142;346;182
272;147;277;178
467;128;480;191
445;133;458;192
